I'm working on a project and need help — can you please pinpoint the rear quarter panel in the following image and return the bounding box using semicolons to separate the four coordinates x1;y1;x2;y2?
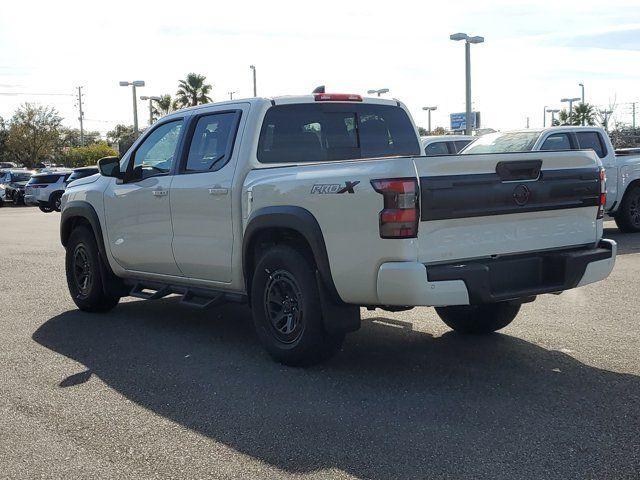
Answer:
243;158;418;304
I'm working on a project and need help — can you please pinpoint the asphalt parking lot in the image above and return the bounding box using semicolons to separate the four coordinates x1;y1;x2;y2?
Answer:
0;206;639;479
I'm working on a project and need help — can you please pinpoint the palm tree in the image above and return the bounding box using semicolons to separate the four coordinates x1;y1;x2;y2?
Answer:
573;103;597;126
151;94;176;119
175;73;213;107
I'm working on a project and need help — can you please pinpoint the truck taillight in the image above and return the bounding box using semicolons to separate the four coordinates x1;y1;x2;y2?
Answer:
371;178;419;238
597;167;606;220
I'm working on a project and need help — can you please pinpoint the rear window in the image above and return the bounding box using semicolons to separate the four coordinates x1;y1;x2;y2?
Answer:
541;133;572;150
12;172;34;182
257;103;420;163
425;141;450;156
28;174;66;185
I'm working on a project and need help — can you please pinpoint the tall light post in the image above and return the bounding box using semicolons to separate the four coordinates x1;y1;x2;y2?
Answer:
547;108;560;125
578;83;585;125
561;96;580;123
140;95;161;126
249;65;257;97
450;32;484;135
228;91;237;100
543;105;548;128
119;80;145;133
367;88;390;97
422;106;437;134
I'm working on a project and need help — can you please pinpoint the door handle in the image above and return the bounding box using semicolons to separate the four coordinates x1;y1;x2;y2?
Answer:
208;186;229;196
152;189;168;197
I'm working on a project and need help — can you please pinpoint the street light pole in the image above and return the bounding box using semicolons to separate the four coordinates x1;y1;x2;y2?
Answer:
450;32;484;135
422;106;437;134
250;65;257;97
119;80;145;133
367;88;390;97
228;91;237;100
561;96;580;123
547;108;560;125
543;105;547;128
140;95;161;126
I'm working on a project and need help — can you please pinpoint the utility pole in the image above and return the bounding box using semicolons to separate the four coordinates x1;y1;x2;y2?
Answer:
579;83;585;125
543;105;547;128
228;91;237;100
526;116;530;129
77;86;85;146
633;102;636;129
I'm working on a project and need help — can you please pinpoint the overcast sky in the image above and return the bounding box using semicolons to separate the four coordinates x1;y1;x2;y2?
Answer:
1;0;640;135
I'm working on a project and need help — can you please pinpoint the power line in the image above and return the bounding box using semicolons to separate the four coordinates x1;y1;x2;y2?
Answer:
0;92;74;96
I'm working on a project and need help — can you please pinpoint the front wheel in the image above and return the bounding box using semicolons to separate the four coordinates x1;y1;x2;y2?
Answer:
614;185;640;233
250;244;344;367
65;226;120;313
435;301;521;334
39;204;53;213
51;192;63;212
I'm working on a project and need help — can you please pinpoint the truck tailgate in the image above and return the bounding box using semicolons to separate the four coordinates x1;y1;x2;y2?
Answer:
414;150;602;264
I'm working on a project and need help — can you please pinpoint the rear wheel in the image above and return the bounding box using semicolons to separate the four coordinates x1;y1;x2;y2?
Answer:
614;185;640;233
250;244;344;366
435;302;520;334
51;191;63;212
39;204;53;213
13;192;24;205
65;226;120;313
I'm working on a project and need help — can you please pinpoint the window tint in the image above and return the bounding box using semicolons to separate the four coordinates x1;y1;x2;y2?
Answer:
12;172;33;182
576;131;606;158
67;169;98;182
132;120;183;177
541;133;572;151
28;174;65;185
257;104;420;163
425;141;450;156
454;140;472;152
185;112;239;172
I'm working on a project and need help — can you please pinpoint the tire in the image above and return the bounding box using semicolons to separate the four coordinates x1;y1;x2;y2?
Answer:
614;185;640;233
435;301;521;334
50;191;63;212
250;244;344;367
39;204;53;213
13;192;24;205
65;226;120;313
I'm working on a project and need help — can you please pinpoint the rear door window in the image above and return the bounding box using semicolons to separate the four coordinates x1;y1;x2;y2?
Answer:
257;103;420;163
541;133;572;150
424;142;450;156
576;131;607;158
184;112;240;172
28;175;64;185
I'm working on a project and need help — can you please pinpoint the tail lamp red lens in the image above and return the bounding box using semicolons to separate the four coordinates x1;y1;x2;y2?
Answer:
597;167;606;220
370;178;419;238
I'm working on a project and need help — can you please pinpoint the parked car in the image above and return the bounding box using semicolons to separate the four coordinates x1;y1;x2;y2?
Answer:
61;94;615;366
26;167;97;213
0;169;34;205
25;170;72;212
0;162;18;169
421;135;475;156
460;126;640;232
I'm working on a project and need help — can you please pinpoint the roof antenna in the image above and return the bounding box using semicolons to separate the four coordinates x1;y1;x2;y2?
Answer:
312;85;325;94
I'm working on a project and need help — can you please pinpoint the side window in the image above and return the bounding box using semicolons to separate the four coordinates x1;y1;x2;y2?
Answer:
131;120;183;178
425;141;450;156
540;133;572;151
454;140;472;152
185;112;239;172
576;131;606;158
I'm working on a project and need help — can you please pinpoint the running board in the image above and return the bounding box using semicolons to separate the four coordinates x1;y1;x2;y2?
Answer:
125;280;246;309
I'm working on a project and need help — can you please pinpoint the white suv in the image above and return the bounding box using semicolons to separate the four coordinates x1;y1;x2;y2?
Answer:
26;167;98;213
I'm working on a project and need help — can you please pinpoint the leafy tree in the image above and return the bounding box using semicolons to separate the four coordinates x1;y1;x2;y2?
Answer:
4;103;62;168
152;94;177;119
106;124;137;156
418;126;447;136
609;127;640;148
59;127;101;148
0;117;8;162
62;142;118;168
175;73;212;108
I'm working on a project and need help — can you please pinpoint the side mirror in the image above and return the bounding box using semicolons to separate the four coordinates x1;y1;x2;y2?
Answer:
98;156;123;179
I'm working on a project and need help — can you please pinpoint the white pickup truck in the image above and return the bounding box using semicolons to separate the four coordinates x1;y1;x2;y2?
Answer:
461;126;640;232
60;94;616;366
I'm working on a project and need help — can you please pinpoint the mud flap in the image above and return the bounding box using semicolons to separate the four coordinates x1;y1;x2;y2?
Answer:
316;271;361;334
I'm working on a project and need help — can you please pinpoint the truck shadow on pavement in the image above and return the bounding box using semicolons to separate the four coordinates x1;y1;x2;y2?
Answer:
603;226;640;255
33;299;639;479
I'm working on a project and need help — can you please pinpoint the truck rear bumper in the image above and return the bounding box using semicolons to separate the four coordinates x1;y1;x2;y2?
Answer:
376;239;616;306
